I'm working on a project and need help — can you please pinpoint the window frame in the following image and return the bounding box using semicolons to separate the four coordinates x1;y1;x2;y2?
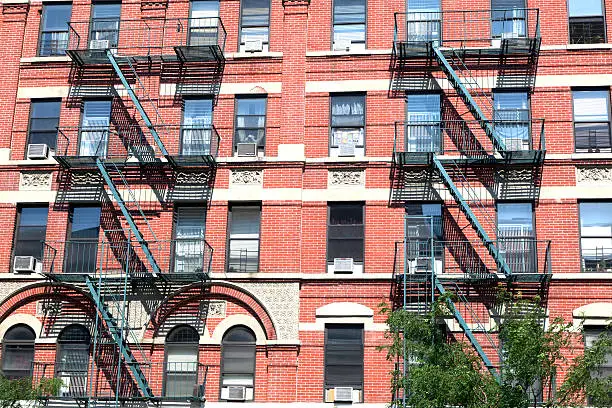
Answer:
26;99;61;156
571;88;612;153
492;89;533;150
88;1;122;50
238;0;271;52
38;2;72;57
163;325;200;398
55;324;91;398
326;202;365;267
1;324;36;379
78;98;112;158
233;96;267;154
405;91;443;153
171;205;207;275
180;97;214;156
331;0;368;50
64;205;101;274
490;0;528;39
226;203;262;273
404;202;445;267
578;200;612;273
323;323;364;394
495;201;536;238
567;0;607;44
219;326;257;401
11;205;49;266
329;93;367;156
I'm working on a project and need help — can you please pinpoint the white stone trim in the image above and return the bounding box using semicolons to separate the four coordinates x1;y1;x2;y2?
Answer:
306;49;392;57
0;314;42;340
17;86;70;99
226;51;283;59
316;302;373;318
299;318;386;332
159;82;282;96
206;403;387;408
209;314;268;345
20;56;71;64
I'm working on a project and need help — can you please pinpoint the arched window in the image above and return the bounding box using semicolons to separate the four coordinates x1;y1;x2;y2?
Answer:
164;325;200;397
56;324;90;397
220;326;256;401
2;324;35;379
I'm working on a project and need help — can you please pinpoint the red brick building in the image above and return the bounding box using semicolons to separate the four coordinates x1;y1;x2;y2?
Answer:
0;0;610;406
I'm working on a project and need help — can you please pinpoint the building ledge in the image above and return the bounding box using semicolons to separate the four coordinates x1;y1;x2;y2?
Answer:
306;48;392;57
20;55;71;64
226;51;283;59
571;152;612;160
542;43;612;51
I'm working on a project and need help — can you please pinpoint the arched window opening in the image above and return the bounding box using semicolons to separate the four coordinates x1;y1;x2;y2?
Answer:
56;324;90;397
164;325;200;398
220;326;256;401
2;324;35;379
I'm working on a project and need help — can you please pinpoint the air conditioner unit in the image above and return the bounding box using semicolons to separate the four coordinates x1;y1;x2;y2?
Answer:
334;258;354;273
334;387;354;402
244;39;263;52
89;39;110;50
227;386;246;401
334;39;351;51
27;143;49;159
13;256;41;273
237;143;257;157
338;142;356;157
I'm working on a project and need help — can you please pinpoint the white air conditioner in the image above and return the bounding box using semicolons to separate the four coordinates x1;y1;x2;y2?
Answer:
27;143;49;159
236;143;257;157
244;39;263;52
334;39;352;51
89;39;110;50
334;258;354;273
338;142;356;157
13;256;41;273
334;387;354;402
227;386;246;401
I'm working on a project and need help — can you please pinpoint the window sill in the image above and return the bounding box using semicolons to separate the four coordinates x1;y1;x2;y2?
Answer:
20;56;72;64
306;48;392;57
572;152;612;160
541;43;612;51
226;51;283;59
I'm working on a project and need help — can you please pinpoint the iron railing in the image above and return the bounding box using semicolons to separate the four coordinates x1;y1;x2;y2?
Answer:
66;17;226;58
42;239;214;277
31;362;209;400
393;119;545;158
393;9;541;49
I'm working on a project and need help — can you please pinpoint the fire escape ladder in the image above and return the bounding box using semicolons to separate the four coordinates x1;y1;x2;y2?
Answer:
96;158;161;276
85;277;153;399
432;156;512;278
435;279;500;380
106;50;169;158
431;47;507;154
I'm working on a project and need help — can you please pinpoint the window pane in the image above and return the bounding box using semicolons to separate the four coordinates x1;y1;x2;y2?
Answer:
329;204;363;225
325;325;363;389
92;2;121;19
407;94;440;122
580;203;612;236
175;207;206;239
184;99;213;127
14;207;48;258
237;98;266;115
191;0;219;18
573;91;610;122
241;0;270;26
407;0;440;11
498;203;533;237
332;95;365;127
569;0;603;17
29;101;60;149
70;207;101;239
334;0;366;24
230;207;260;237
42;4;72;31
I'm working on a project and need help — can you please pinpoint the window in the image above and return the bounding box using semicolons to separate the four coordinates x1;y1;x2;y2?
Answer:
493;91;531;151
164;326;199;398
330;94;365;157
56;325;90;397
405;203;443;273
189;0;219;46
491;0;526;39
579;202;612;272
406;0;440;43
332;0;366;50
79;100;111;157
239;0;270;52
327;203;364;273
573;89;611;152
173;207;206;274
324;324;364;399
28;100;61;152
405;94;441;153
227;205;261;273
220;326;256;401
89;2;120;49
568;0;606;44
584;326;612;405
497;203;536;274
234;97;266;155
65;206;101;274
39;3;72;56
13;206;49;268
1;325;35;379
182;99;213;155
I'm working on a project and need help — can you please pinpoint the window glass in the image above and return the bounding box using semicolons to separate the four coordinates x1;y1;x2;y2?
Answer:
65;207;101;274
333;0;366;48
327;203;364;263
584;327;612;379
580;202;612;272
80;100;111;157
39;4;72;56
1;325;35;379
325;324;364;390
189;1;219;45
494;92;531;150
182;99;213;155
29;100;61;149
90;2;120;48
228;206;261;273
56;325;90;398
235;97;266;149
331;95;365;156
569;0;603;17
406;94;441;152
573;91;610;122
165;326;199;397
568;0;606;44
491;0;526;38
240;0;270;50
498;203;533;237
573;90;611;151
407;0;440;11
14;206;49;260
221;327;256;399
173;207;206;274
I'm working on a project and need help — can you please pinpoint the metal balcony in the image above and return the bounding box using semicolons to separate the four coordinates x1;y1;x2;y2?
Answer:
65;17;226;66
54;125;221;169
392;9;541;60
42;238;214;282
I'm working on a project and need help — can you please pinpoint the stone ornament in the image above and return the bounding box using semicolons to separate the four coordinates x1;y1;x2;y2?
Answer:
230;169;263;185
576;166;612;183
201;300;227;318
329;169;365;186
20;172;52;191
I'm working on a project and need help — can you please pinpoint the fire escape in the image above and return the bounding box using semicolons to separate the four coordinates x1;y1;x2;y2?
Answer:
388;7;552;394
35;15;225;406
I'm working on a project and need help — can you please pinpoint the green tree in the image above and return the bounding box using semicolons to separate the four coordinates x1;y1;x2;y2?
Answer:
0;376;62;408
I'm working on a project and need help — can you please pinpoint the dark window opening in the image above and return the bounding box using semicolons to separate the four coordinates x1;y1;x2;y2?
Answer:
13;206;49;267
327;203;364;270
1;325;35;379
568;0;606;44
64;206;101;274
164;325;200;397
234;97;267;154
220;326;256;400
28;100;61;152
324;324;364;390
56;324;90;398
